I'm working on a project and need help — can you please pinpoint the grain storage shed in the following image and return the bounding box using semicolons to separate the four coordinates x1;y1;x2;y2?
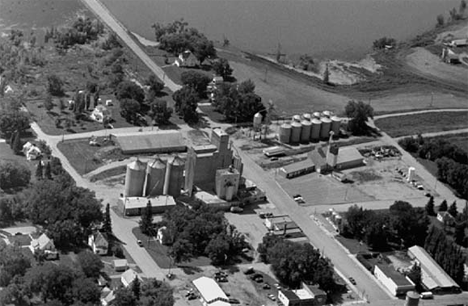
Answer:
279;123;292;144
124;159;147;197
320;117;332;139
145;157;166;197
291;121;302;144
311;119;322;142
300;120;312;143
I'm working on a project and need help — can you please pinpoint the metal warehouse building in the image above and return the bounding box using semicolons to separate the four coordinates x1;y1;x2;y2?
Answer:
408;245;461;294
116;130;186;154
279;159;315;179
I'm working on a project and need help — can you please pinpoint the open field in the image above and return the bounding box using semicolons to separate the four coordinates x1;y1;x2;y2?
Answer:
57;137;124;175
375;111;468;137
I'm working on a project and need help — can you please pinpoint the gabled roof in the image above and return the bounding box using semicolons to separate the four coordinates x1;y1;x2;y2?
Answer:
121;269;142;286
193;276;229;305
94;232;108;246
32;233;52;250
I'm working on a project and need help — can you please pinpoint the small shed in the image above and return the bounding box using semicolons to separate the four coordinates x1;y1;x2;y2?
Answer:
113;259;128;272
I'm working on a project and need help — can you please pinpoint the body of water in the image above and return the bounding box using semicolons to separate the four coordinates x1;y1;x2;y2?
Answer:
101;0;461;60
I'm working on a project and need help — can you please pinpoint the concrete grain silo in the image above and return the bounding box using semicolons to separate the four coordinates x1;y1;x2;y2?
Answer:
279;123;292;144
404;292;420;306
331;116;342;137
320;117;332;139
322;110;331;118
168;156;185;197
124;159;147;197
300;120;312;143
145;157;166;197
292;114;301;122
303;113;311;121
291;121;302;144
311;118;322;142
313;112;321;119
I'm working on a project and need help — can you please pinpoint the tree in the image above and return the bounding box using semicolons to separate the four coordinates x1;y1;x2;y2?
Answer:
150;102;173;126
0;161;31;189
0;110;29;139
44;162;52;180
448;201;458;217
47;74;64;96
323;63;330;84
72;277;101;305
44;93;54;112
212;58;233;80
0;241;32;287
425;196;436;216
114;287;136;306
172;86;199;124
146;75;164;97
344;100;374;136
439;200;448;212
139;278;174;306
436;14;445;27
77;250;104;279
132;276;141;300
139;200;153;235
36;161;43;180
120;98;141;123
461;0;467;14
11;131;22;155
180;71;212;98
205;234;230;265
407;263;423;292
102;203;112;234
454;222;467;246
115;81;145;104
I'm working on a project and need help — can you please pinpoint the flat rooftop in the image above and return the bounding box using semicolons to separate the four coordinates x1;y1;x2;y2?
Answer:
376;263;414;286
116;130;186;154
122;196;176;209
281;159;315;173
337;146;363;164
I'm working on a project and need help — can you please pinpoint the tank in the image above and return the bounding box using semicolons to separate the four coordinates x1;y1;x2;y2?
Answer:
313;112;321;119
311;118;322;142
300;120;312;143
404;291;420;306
253;112;263;131
290;121;302;144
124;159;147;197
320;117;332;139
331;116;342;137
168;156;185;197
322;110;331;118
302;113;311;121
145;157;166;197
292;114;301;122
279;123;292;144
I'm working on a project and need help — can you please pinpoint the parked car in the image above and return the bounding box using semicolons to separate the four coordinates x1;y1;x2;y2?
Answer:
349;277;356;285
267;294;276;301
263;283;271;290
137;240;143;247
230;206;244;213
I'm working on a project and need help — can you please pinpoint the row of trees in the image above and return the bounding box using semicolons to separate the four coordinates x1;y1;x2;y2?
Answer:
143;204;247;265
342;201;429;251
152;19;216;62
114;278;174;306
257;235;336;292
424;225;465;285
399;135;468;199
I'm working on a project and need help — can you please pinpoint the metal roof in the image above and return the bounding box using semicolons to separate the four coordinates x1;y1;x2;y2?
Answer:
280;159;315;174
116;131;186;154
123;196;176;209
336;146;363;164
193;277;229;305
408;245;460;290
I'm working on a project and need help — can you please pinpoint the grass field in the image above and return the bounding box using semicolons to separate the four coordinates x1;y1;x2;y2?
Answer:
375;111;468;137
57;137;123;175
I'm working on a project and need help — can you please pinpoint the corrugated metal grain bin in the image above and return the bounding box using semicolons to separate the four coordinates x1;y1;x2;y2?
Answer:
291;121;302;144
300;120;312;143
279;123;292;144
320;117;332;139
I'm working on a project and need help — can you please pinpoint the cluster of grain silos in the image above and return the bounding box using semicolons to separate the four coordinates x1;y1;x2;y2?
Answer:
278;111;342;144
124;156;185;198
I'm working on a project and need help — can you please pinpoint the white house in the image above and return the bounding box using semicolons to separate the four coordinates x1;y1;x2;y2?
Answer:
30;233;58;259
121;268;143;287
192;276;230;306
174;50;199;68
91;105;111;123
113;259;128;272
88;232;109;255
22;142;42;160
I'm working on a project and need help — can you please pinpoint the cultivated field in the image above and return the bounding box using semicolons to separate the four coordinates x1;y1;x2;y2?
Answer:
375;111;468;137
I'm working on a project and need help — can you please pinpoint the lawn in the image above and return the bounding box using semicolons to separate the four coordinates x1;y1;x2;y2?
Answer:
57;137;124;175
132;227;211;270
375;111;468;137
335;236;370;255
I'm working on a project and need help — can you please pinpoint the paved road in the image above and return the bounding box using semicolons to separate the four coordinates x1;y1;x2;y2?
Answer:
234;144;395;303
79;0;181;92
